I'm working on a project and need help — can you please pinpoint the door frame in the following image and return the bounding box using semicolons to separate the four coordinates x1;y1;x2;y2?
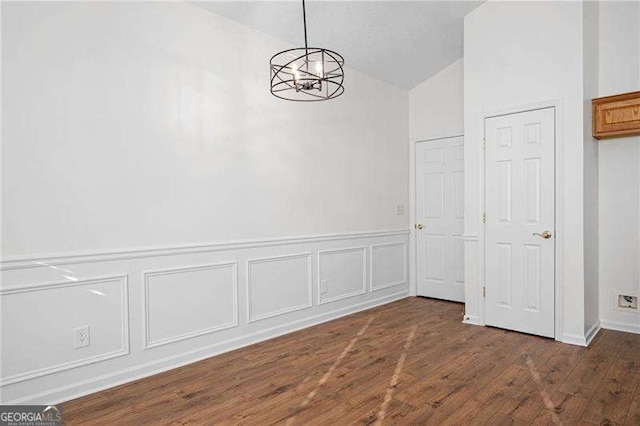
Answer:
478;99;564;341
408;134;465;298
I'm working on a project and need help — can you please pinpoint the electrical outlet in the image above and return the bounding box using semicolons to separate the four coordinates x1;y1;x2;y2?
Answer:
74;325;90;349
618;295;638;310
320;280;328;294
396;204;405;216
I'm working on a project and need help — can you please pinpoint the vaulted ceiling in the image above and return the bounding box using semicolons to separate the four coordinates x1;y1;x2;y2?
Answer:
195;1;483;90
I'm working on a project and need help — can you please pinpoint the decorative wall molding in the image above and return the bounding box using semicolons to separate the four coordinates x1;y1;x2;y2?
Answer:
0;275;130;385
317;247;367;305
143;262;239;349
1;231;409;405
0;229;410;271
370;241;407;291
461;234;479;242
5;290;409;406
246;253;313;323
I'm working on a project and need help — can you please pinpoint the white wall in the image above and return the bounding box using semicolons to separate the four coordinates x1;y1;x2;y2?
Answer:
1;2;409;259
0;2;410;404
463;1;588;343
583;0;600;335
598;1;640;334
409;59;464;142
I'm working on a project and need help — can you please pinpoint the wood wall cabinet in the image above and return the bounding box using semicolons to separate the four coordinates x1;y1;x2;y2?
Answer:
592;91;640;140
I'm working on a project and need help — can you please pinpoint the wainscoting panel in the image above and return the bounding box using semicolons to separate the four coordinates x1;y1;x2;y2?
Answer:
0;276;129;385
0;229;409;405
318;247;367;305
370;242;407;291
144;263;238;349
247;253;312;322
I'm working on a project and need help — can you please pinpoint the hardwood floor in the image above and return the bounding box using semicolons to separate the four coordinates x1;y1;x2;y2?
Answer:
63;297;640;425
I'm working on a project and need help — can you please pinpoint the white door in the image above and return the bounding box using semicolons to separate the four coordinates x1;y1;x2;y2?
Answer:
484;107;555;338
416;136;465;302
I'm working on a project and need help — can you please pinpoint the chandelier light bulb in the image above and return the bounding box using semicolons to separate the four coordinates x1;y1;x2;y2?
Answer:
291;63;301;81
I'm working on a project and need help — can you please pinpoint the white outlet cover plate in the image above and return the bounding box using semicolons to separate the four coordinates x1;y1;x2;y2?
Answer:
614;291;640;313
618;295;638;309
74;325;90;349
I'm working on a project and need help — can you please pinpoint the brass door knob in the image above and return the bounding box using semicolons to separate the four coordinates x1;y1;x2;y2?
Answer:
533;230;552;239
415;223;424;230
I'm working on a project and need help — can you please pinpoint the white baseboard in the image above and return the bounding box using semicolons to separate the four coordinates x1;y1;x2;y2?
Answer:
4;290;409;405
562;321;601;347
561;333;588;347
585;320;602;346
601;319;640;335
462;315;480;325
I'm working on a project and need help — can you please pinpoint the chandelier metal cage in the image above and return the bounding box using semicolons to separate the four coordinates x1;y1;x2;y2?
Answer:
269;0;344;101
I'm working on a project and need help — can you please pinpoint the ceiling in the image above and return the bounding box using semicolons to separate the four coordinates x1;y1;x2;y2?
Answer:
195;1;483;90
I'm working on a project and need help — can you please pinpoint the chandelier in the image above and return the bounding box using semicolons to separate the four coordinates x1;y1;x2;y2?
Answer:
269;0;345;101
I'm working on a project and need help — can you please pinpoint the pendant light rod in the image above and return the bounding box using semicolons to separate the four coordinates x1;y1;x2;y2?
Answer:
302;0;309;55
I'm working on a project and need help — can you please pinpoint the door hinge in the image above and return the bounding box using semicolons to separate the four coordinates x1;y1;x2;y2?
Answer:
482;139;486;149
483;286;486;298
482;212;486;223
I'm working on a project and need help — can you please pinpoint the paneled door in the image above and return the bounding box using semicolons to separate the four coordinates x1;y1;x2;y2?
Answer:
485;107;555;338
415;136;465;302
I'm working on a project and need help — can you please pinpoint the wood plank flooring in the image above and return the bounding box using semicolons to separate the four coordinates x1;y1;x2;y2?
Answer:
62;297;640;425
